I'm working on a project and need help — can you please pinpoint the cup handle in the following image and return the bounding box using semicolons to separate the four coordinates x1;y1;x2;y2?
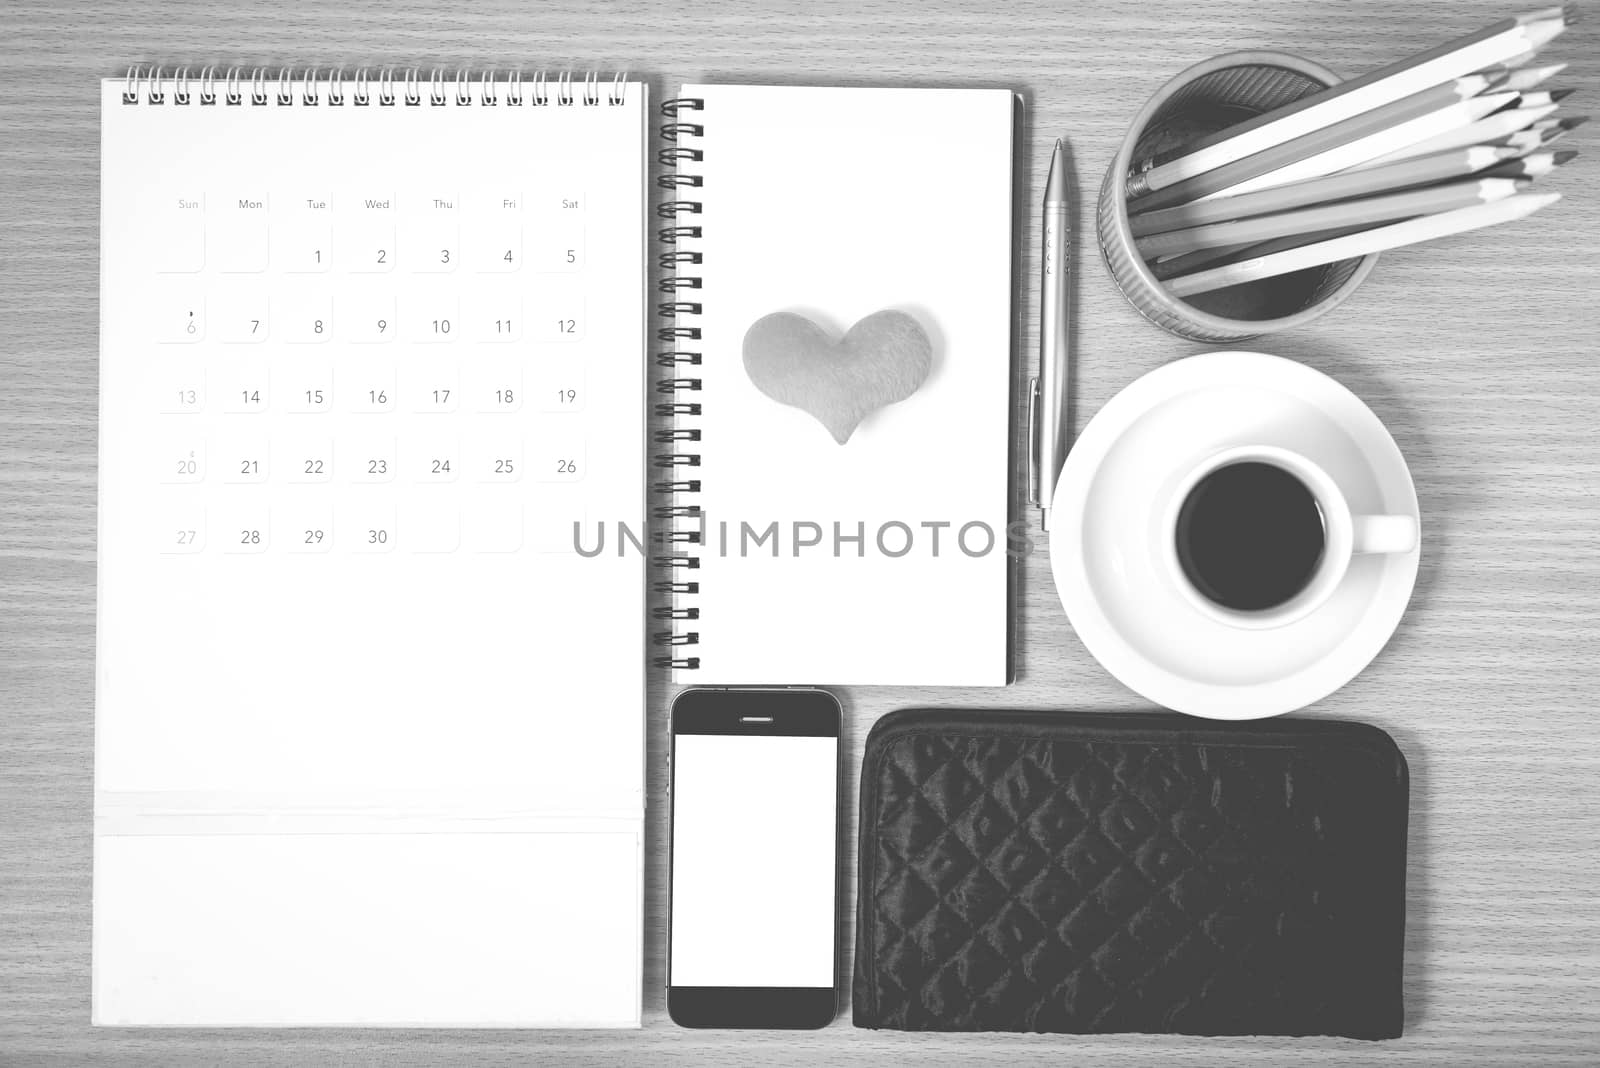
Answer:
1352;514;1418;555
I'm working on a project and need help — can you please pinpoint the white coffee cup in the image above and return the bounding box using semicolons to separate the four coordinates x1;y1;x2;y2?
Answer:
1163;445;1417;630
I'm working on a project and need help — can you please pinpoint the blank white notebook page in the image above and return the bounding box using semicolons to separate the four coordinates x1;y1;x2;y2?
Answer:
676;85;1013;685
94;75;646;1027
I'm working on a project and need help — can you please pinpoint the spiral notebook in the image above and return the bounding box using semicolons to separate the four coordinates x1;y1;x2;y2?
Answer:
94;68;646;1027
656;85;1016;686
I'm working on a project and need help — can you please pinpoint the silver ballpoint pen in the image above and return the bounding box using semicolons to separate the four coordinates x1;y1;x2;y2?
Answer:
1030;138;1072;532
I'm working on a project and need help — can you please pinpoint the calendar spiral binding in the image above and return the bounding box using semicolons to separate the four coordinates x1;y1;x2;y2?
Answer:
651;96;705;671
118;66;629;107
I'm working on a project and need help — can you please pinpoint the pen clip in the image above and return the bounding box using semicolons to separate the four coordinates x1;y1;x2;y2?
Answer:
1026;376;1040;506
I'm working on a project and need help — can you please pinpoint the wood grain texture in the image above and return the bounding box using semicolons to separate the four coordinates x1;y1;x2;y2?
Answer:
1;0;1596;1062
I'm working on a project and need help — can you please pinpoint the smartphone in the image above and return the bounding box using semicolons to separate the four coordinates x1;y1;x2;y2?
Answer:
667;687;842;1029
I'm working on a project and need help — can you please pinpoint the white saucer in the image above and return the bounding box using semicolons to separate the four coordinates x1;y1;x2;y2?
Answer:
1049;351;1420;720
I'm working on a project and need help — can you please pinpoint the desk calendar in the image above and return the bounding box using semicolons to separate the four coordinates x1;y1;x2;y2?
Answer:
92;69;646;1028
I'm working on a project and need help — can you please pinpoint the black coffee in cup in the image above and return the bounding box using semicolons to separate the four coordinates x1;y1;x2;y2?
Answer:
1175;461;1326;612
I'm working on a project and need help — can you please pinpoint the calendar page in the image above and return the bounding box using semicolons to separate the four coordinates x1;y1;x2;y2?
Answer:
93;74;646;1027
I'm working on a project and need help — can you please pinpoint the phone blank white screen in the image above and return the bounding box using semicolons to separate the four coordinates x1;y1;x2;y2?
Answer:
670;734;837;988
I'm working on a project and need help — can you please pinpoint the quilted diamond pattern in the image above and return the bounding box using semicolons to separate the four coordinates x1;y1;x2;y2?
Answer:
853;711;1408;1039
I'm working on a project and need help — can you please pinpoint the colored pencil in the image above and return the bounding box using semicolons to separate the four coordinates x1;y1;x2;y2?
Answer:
1355;102;1558;167
1504;87;1575;108
1184;93;1519;203
1126;5;1574;198
1150;223;1375;281
1165;193;1561;298
1530;116;1585;148
1128;145;1517;237
1524;114;1589;141
1137;177;1528;259
1482;61;1569;91
1496;121;1556;153
1129;81;1513;213
1478;148;1578;177
1483;114;1584;155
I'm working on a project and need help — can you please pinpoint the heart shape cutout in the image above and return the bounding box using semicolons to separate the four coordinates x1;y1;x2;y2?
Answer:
742;310;933;444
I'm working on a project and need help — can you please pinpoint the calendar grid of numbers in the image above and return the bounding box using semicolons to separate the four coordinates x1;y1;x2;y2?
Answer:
93;74;646;1027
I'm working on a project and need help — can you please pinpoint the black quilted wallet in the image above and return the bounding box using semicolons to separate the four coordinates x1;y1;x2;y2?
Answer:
853;710;1408;1038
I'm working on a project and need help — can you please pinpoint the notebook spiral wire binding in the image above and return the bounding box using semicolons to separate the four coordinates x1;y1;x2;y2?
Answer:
651;96;706;670
120;66;630;107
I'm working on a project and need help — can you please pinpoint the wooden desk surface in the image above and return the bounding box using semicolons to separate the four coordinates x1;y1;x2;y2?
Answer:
2;0;1597;1063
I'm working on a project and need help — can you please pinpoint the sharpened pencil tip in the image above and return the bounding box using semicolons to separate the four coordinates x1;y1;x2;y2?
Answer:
1553;149;1579;165
1562;114;1589;128
1550;87;1577;102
